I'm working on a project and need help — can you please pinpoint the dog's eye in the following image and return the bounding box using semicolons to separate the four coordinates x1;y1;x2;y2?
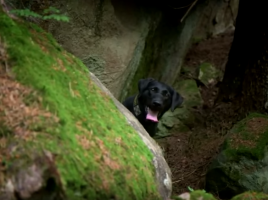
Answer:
163;91;170;97
151;88;155;91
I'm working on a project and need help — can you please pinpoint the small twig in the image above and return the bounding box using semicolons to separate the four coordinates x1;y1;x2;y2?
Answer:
154;134;173;139
168;2;194;10
69;82;74;97
180;0;198;23
172;179;182;184
172;169;198;184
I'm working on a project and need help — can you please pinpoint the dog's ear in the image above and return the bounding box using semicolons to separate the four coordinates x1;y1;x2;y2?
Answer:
171;90;184;112
138;78;154;94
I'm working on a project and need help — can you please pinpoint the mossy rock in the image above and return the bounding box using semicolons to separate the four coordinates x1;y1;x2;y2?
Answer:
231;191;268;200
156;108;192;138
180;65;193;77
0;9;169;200
156;79;201;137
198;62;222;86
206;113;268;199
175;190;268;200
175;79;203;108
173;107;196;129
175;190;216;200
156;121;170;137
189;190;216;200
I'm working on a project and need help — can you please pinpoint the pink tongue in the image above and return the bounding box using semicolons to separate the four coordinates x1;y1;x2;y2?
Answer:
146;108;159;122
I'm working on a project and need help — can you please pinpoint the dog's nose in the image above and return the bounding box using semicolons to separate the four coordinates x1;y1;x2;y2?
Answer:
153;101;162;107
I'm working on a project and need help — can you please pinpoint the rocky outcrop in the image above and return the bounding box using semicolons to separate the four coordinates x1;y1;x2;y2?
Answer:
205;113;268;199
193;0;238;39
124;0;239;99
0;9;171;200
24;0;160;100
9;0;239;101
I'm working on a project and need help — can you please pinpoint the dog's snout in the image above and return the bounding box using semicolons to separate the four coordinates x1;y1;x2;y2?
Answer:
153;101;162;107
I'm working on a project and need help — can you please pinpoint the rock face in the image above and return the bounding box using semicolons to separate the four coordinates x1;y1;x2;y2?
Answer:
45;0;162;99
0;9;171;200
193;0;239;39
10;0;239;100
205;113;268;199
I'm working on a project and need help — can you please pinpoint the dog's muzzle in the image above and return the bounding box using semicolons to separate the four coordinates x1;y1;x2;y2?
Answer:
145;107;159;122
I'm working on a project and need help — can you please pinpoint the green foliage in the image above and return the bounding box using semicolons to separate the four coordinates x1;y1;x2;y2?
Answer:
188;186;195;192
187;186;206;193
189;190;216;200
10;9;42;18
10;6;69;22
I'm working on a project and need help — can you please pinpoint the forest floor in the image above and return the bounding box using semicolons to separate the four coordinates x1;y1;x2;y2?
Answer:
161;29;235;199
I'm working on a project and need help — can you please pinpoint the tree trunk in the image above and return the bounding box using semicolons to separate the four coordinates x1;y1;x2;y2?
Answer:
217;0;268;114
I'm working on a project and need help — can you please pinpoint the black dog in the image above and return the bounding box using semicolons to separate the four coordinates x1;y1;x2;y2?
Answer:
122;78;184;137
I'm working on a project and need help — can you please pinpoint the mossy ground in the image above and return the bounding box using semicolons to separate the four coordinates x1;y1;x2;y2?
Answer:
224;113;268;160
0;10;160;199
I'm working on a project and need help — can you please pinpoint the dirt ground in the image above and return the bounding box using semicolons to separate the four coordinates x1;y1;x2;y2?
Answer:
160;30;235;198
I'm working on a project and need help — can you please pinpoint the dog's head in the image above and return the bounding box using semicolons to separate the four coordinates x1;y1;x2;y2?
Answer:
137;78;184;122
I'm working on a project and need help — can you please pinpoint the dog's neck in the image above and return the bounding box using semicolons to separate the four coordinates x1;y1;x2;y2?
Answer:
133;95;141;116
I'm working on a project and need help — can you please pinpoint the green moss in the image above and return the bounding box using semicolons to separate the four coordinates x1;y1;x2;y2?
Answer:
190;190;216;200
176;79;203;108
224;113;268;161
123;25;162;100
192;37;203;45
0;10;160;200
198;62;222;86
180;65;192;76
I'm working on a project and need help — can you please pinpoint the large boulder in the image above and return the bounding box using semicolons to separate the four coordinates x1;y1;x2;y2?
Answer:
0;9;171;200
205;113;268;199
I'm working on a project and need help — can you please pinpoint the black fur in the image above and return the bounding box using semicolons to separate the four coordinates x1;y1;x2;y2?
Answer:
122;78;184;137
